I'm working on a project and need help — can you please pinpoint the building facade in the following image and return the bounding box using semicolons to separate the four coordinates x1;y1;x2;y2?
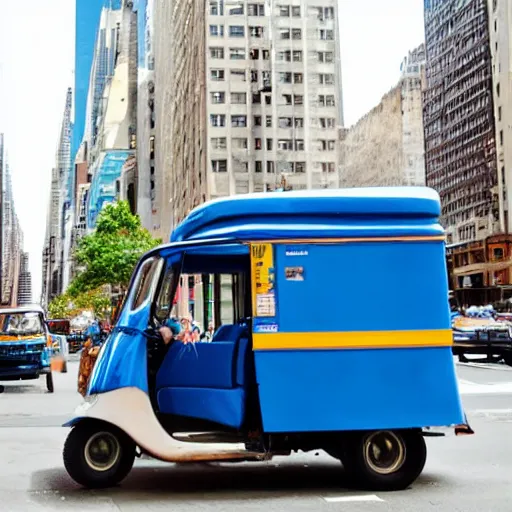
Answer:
154;0;344;235
423;0;498;245
0;134;24;307
17;252;32;306
41;89;74;307
340;44;426;188
488;0;512;233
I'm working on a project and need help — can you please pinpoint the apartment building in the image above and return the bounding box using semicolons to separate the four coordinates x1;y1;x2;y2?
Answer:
155;0;343;232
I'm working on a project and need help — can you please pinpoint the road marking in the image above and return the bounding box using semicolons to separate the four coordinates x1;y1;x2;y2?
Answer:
324;495;384;503
458;381;512;395
458;362;512;371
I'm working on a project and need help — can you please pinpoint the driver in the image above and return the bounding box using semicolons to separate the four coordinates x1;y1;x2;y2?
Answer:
158;316;181;344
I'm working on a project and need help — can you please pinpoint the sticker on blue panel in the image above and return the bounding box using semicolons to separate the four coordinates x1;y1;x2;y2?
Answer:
252;318;279;333
285;266;304;281
285;246;308;257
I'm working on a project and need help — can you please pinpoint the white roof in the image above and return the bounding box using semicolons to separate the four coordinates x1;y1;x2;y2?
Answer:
0;304;45;316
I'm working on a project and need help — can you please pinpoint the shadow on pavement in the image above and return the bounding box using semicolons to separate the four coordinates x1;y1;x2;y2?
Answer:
29;460;446;505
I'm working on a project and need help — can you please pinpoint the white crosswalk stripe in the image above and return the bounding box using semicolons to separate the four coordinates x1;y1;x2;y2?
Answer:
324;495;384;503
458;378;512;395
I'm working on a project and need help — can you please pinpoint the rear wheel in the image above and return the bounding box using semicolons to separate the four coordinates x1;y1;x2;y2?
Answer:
46;372;54;393
340;430;426;491
63;421;136;488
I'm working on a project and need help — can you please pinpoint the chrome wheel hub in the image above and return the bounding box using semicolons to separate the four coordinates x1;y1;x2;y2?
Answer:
363;431;406;475
84;432;121;472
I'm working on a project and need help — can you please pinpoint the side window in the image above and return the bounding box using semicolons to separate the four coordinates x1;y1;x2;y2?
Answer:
219;274;234;325
155;265;176;321
131;258;160;310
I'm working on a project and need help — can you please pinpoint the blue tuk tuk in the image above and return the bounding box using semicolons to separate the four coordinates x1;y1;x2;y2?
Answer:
62;187;471;491
0;305;62;392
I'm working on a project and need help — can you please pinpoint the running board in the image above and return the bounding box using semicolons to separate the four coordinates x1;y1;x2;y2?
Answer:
73;387;273;463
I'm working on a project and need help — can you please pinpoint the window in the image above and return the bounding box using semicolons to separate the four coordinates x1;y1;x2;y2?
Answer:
278;139;293;150
254;115;262;126
279;72;292;83
279;5;290;16
211;91;225;103
499;106;502;121
494;247;504;260
294;117;304;127
321;162;336;173
255;161;263;173
229;3;244;14
210;47;225;58
293;50;303;62
250;26;264;37
292;6;301;16
278;50;291;62
209;25;224;36
250;48;260;60
294;94;303;105
292;28;302;40
252;93;261;104
294;73;303;84
251;70;258;82
266;138;273;150
231;92;247;104
211;69;225;81
294;162;306;173
255;138;262;150
295;139;305;151
229;25;245;37
319;29;334;40
266;115;272;127
232;137;248;149
279;117;292;128
319;73;335;85
320;139;336;151
318;51;334;63
211;137;227;149
230;69;246;81
132;258;160;310
210;0;224;15
231;115;247;127
317;6;334;20
262;49;270;60
318;94;335;106
319;117;336;128
500;130;504;145
280;28;291;39
265;95;272;105
266;161;275;173
283;94;292;105
212;159;228;172
497;83;500;97
248;3;265;15
210;114;226;127
230;48;246;60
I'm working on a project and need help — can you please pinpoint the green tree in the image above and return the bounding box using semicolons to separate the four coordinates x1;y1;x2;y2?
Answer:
68;201;161;296
47;294;69;319
48;288;112;320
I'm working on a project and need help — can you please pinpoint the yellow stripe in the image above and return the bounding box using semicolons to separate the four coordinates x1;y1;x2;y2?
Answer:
245;235;446;245
252;329;453;350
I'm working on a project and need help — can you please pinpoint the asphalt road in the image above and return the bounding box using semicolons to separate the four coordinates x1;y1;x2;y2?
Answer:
0;356;511;511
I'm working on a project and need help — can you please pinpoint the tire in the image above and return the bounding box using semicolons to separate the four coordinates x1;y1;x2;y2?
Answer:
46;372;54;393
341;430;427;491
503;353;512;367
63;421;136;488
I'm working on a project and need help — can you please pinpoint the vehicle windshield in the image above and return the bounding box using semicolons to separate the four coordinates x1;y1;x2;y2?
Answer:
0;312;45;336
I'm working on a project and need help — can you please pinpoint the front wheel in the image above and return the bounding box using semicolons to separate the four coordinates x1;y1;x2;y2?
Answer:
63;421;136;488
341;430;427;491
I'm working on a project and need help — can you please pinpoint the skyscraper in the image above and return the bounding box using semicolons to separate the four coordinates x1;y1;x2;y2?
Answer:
17;252;32;306
154;0;344;236
423;0;498;245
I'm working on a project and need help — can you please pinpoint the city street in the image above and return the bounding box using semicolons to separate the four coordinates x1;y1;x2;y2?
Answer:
0;358;511;511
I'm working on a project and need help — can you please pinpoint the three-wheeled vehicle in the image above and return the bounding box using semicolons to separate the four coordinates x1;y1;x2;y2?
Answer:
62;187;472;491
0;305;63;392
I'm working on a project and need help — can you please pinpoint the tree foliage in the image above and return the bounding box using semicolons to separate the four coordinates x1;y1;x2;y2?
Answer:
68;201;161;296
48;288;111;320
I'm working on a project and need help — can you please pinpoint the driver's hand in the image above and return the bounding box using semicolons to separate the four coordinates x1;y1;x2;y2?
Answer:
159;326;174;345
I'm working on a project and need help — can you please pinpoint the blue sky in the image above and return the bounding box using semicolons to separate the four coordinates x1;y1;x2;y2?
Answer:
0;0;425;297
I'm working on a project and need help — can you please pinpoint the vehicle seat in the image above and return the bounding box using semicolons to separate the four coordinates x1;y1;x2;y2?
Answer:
155;324;253;428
